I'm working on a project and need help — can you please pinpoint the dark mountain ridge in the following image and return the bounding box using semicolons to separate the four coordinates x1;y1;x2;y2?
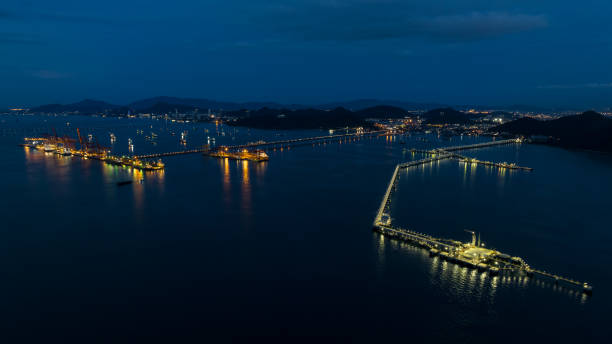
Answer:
354;105;414;118
128;96;304;111
422;108;473;125
318;99;446;111
28;96;609;115
491;111;612;151
31;99;123;114
29;97;457;114
227;107;375;130
139;102;200;114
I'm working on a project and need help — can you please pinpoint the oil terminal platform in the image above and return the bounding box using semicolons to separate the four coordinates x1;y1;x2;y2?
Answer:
374;138;592;294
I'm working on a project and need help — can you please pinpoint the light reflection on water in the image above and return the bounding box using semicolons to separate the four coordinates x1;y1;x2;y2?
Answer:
11;117;603;338
255;160;267;182
25;147;166;217
25;148;74;191
240;160;251;214
386;158;594;304
217;158;268;218
374;232;588;304
220;158;231;205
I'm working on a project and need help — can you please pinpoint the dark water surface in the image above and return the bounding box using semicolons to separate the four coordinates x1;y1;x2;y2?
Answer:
1;114;610;342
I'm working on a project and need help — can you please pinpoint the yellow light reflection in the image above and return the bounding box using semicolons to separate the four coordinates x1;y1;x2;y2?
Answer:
220;158;231;204
132;168;144;216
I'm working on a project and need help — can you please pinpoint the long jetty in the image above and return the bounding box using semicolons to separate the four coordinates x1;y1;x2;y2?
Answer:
135;147;211;159
374;139;520;227
134;130;386;159
376;225;455;251
374;154;451;226
374;164;400;227
409;138;533;171
230;130;386;149
372;138;591;293
457;158;533;171
437;138;520;152
453;152;533;171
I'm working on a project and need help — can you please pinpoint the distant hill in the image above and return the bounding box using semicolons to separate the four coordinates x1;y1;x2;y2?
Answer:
31;99;125;114
30;97;601;118
355;105;414;118
129;96;299;111
28;97;417;119
318;99;446;111
228;107;375;130
422;108;473;125
491;111;612;151
128;97;444;112
138;102;201;114
30;96;589;115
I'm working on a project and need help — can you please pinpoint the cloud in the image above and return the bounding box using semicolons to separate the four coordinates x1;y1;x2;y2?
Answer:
29;70;70;79
36;12;114;24
0;7;113;24
538;83;612;89
282;12;546;42
0;32;40;45
0;8;113;46
419;12;547;41
256;1;548;43
0;10;13;19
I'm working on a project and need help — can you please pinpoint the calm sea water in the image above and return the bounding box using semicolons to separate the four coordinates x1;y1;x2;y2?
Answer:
1;114;611;342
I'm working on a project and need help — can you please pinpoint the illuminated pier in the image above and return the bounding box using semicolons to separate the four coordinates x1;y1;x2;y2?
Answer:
135;147;211;159
21;137;164;171
229;130;386;150
374;138;591;294
134;130;386;159
437;138;521;152
456;155;533;171
374;154;452;227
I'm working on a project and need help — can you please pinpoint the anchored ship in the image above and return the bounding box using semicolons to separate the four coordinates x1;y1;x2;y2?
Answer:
206;148;269;162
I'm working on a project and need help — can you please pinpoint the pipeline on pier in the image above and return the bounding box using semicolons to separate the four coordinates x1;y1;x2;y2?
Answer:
135;130;387;159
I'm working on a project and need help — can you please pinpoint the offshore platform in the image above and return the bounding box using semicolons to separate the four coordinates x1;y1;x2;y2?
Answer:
373;138;593;294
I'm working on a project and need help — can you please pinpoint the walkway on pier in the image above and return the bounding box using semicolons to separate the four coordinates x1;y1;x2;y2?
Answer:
134;130;386;159
374;138;523;227
374;154;451;226
529;269;586;288
452;153;533;171
230;130;386;149
398;154;451;169
375;225;455;251
436;138;521;152
135;147;210;159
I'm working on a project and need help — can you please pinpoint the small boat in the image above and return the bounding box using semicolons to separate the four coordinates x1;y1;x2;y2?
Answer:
116;180;133;186
43;143;57;152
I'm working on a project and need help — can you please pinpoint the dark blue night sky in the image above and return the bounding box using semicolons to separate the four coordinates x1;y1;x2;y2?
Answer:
1;1;611;108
